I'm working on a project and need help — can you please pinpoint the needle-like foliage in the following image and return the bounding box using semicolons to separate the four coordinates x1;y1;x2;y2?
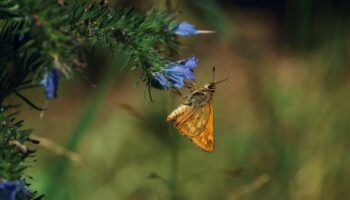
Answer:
0;0;185;199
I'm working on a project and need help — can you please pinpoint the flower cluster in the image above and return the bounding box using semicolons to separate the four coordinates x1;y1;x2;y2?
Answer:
150;22;214;90
0;180;31;200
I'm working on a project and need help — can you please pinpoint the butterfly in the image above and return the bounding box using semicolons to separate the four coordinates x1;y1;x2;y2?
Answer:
166;67;226;152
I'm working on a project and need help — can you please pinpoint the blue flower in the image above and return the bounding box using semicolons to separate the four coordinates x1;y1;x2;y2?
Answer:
174;22;198;36
0;180;31;200
40;68;60;99
151;56;198;89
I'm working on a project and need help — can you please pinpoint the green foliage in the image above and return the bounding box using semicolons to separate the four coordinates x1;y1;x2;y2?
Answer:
0;0;181;199
0;0;179;79
0;106;31;180
0;20;43;103
0;106;44;199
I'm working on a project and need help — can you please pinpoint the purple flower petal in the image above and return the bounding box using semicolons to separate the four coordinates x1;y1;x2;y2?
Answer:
166;66;194;80
151;56;199;89
0;180;31;200
184;56;198;69
152;72;172;89
40;68;59;99
174;22;198;36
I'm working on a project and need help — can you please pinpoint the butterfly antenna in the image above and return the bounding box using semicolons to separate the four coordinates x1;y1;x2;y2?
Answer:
214;76;229;84
212;66;216;83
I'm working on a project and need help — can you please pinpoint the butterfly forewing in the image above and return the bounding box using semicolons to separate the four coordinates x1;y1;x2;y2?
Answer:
191;102;214;152
167;105;193;125
176;102;211;137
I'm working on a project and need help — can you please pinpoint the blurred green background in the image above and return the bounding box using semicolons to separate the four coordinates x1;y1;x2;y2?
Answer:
17;0;350;199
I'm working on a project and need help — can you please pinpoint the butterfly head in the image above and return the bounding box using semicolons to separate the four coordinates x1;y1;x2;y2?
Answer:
204;82;216;93
205;66;227;93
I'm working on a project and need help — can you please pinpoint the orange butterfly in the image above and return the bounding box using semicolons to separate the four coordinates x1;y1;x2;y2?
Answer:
167;68;226;152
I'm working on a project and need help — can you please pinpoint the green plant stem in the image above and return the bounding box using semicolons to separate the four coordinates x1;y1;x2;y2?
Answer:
169;133;179;200
167;95;179;200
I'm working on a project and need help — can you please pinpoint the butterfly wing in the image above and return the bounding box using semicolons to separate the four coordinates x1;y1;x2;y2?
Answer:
191;101;214;152
167;105;194;126
167;102;210;137
167;100;214;152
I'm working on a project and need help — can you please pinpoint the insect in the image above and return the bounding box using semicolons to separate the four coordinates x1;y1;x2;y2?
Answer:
166;67;226;152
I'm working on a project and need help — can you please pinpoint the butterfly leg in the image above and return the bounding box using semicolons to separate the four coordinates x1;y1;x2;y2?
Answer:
170;88;188;101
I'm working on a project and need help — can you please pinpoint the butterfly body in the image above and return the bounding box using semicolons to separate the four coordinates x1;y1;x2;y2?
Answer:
167;83;216;152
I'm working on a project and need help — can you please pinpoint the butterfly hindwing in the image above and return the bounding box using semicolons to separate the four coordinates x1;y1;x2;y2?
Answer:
191;102;214;152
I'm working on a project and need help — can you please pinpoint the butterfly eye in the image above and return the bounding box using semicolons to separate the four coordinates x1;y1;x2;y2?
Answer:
208;84;215;90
